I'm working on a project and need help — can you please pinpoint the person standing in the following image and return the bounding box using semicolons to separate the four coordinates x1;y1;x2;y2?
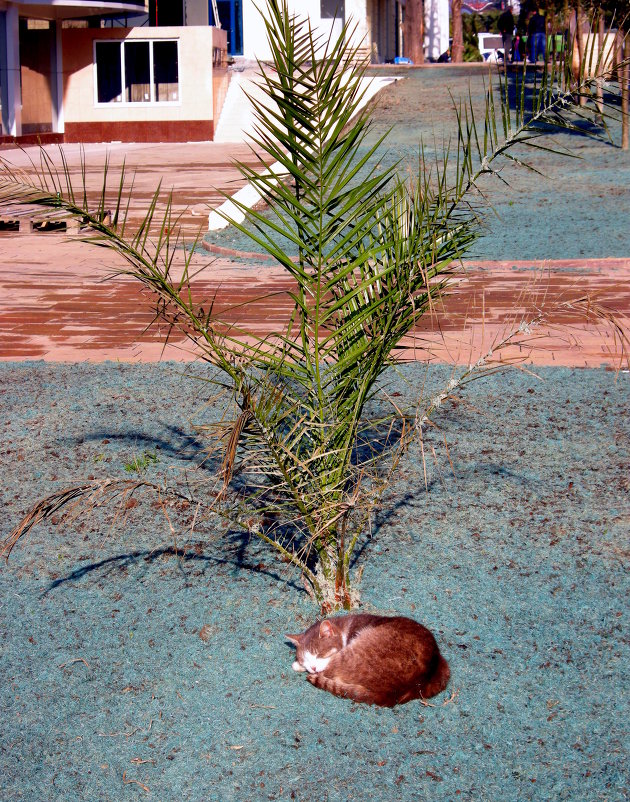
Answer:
527;5;546;63
498;4;515;63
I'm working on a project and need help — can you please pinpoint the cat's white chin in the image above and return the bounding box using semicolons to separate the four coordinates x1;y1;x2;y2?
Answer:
292;661;306;672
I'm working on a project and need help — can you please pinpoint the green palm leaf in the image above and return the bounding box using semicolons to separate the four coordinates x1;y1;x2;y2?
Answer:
1;2;627;612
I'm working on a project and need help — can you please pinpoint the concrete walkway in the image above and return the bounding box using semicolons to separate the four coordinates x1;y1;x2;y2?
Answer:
209;69;397;230
0;140;264;237
0;139;268;360
214;67;397;144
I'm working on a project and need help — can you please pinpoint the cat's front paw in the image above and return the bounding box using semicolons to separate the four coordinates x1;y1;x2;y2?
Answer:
292;661;306;672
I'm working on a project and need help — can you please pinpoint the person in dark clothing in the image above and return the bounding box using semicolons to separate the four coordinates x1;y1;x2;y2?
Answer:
528;6;546;62
513;33;522;61
498;5;515;63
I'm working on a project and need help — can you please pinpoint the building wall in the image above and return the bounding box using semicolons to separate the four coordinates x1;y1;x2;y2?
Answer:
240;0;345;61
62;24;227;142
424;0;448;61
185;0;209;25
239;0;446;64
572;32;618;77
212;25;229;123
366;0;397;62
20;26;54;134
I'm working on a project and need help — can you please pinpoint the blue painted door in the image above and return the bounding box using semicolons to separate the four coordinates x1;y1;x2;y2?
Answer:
213;0;243;56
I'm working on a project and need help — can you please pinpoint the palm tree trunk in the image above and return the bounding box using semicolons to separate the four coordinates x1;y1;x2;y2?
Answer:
595;15;605;118
403;0;425;64
451;0;464;63
575;1;587;106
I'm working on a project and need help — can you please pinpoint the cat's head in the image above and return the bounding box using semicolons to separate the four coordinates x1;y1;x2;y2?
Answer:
286;619;343;674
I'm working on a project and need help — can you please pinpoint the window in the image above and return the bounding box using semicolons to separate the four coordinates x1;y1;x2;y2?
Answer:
96;42;122;103
125;41;150;102
321;0;344;20
153;41;179;102
95;39;179;104
149;0;184;26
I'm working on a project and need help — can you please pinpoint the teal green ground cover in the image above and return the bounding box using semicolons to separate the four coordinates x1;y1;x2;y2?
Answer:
203;65;630;262
1;65;629;802
0;361;628;801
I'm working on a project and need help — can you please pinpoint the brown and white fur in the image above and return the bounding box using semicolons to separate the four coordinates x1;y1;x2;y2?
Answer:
286;613;450;707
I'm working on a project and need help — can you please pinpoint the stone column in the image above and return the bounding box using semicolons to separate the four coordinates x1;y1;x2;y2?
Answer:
0;6;22;136
50;20;65;135
345;0;371;60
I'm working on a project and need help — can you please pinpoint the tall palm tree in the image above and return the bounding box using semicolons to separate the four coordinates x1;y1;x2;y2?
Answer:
404;0;425;63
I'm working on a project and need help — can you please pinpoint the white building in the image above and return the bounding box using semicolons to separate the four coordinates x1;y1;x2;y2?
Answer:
0;0;450;144
234;0;449;64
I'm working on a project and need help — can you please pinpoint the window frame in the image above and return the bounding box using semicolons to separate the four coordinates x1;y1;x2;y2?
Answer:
93;37;181;107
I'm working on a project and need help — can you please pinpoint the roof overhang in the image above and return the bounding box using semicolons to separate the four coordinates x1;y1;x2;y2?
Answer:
0;0;146;20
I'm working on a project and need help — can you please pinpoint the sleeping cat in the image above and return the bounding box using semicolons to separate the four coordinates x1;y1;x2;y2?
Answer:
286;613;450;707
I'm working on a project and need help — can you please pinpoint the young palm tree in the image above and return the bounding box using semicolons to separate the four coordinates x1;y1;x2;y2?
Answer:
1;2;627;612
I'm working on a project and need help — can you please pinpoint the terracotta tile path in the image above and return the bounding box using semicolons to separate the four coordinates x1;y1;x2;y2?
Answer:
1;143;629;368
1;232;629;368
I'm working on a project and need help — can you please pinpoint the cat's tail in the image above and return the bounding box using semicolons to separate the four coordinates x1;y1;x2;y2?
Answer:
422;653;450;699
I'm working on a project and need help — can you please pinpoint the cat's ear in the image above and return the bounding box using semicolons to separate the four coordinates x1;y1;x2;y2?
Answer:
319;620;336;638
285;634;301;646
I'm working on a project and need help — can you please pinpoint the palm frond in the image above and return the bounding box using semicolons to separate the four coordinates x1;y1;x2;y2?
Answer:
1;1;627;611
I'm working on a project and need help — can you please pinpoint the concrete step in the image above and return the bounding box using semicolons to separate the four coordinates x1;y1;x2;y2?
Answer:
210;71;398;229
214;69;267;144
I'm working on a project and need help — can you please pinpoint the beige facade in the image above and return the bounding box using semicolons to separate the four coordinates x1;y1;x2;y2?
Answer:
61;25;228;142
1;1;149;137
572;31;619;78
1;0;228;143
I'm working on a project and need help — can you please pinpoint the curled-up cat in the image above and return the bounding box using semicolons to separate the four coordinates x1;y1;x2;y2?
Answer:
286;613;450;707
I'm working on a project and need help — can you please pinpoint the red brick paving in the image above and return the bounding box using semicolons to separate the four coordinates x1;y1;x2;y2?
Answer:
0;141;266;237
1;230;629;368
1;143;629;368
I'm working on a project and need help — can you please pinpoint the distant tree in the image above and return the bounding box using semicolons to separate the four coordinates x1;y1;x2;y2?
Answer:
404;0;425;63
513;1;628;148
521;0;630;28
574;0;630;26
451;0;464;61
570;0;629;149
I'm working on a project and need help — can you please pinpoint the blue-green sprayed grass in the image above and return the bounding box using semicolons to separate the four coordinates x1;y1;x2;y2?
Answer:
0;361;627;801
